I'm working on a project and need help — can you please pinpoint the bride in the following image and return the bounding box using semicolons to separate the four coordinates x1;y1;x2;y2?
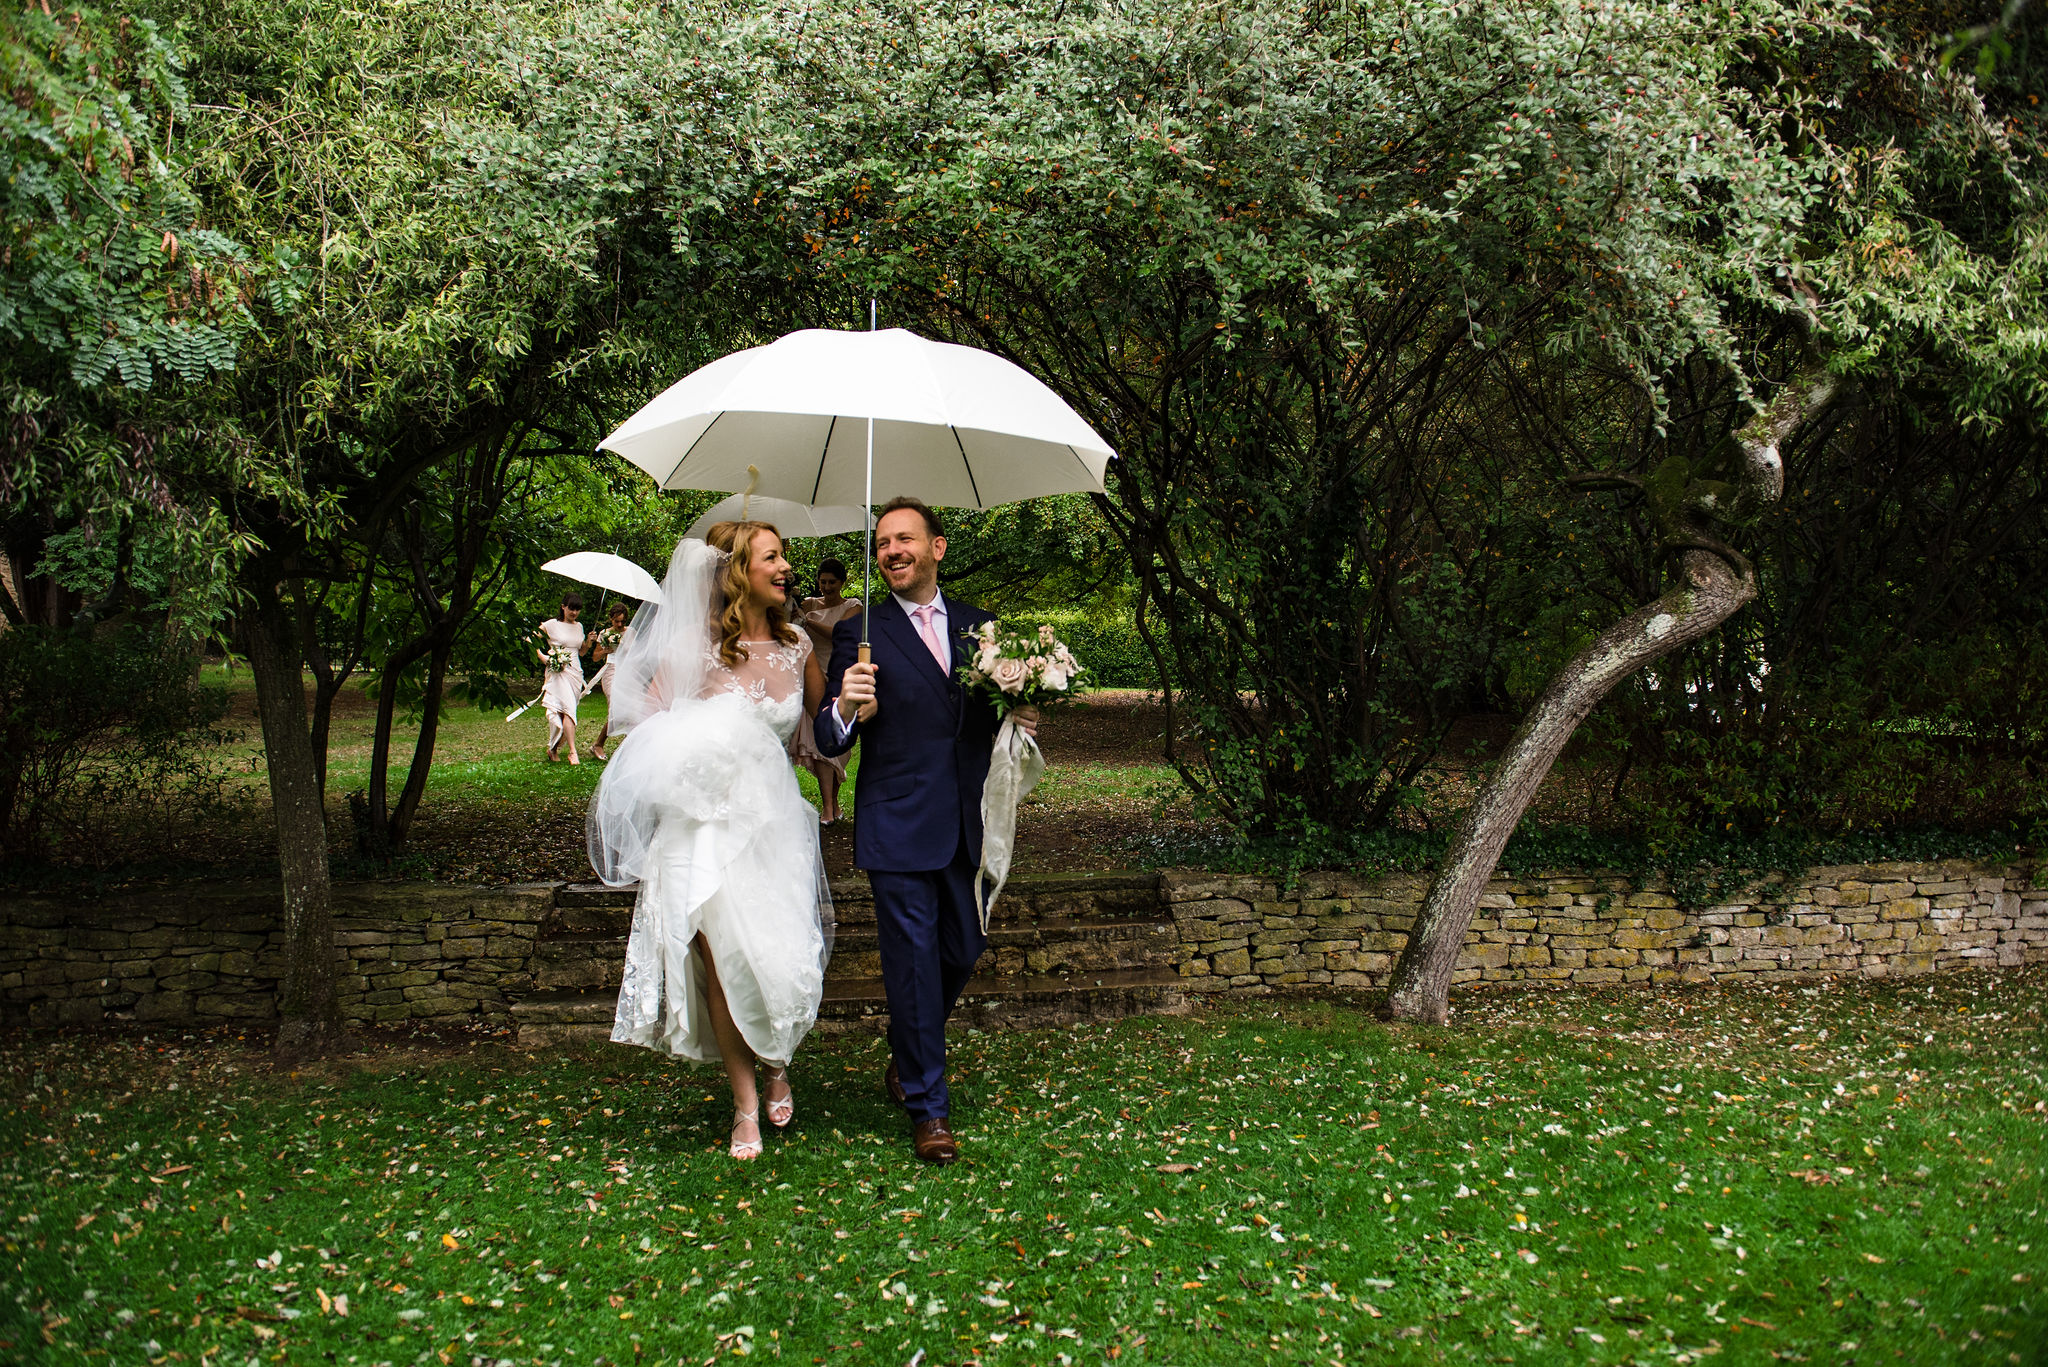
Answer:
588;521;836;1159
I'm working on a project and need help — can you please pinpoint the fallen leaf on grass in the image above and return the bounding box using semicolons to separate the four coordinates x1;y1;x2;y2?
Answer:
1156;1164;1197;1174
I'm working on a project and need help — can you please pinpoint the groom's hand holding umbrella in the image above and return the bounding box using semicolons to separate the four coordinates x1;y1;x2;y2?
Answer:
837;660;879;723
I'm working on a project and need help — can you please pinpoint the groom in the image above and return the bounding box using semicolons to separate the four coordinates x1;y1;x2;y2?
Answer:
815;497;1035;1165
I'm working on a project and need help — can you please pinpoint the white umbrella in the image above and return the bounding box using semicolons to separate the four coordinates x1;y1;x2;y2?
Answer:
541;551;666;605
598;326;1113;511
684;492;870;541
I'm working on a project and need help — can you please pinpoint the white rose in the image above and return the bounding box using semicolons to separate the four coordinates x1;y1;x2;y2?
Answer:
1041;663;1071;692
990;656;1030;693
977;644;1001;675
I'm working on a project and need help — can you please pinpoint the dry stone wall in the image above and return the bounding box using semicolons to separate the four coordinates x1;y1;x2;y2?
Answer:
1166;860;2043;995
0;882;550;1027
0;859;2037;1027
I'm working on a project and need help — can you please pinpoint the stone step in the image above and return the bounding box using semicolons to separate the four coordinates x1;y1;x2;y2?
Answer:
828;917;1179;982
510;966;1187;1046
550;870;1162;934
531;917;1180;994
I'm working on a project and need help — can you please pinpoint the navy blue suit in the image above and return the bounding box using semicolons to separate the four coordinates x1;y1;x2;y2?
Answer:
814;593;1000;1121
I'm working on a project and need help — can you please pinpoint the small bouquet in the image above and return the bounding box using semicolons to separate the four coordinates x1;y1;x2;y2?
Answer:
594;626;624;656
960;621;1087;930
542;644;576;675
959;621;1088;714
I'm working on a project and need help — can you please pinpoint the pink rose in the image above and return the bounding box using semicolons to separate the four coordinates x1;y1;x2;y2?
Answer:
990;656;1030;693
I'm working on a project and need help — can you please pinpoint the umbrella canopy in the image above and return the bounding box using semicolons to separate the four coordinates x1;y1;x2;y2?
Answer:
598;327;1113;509
541;551;666;606
684;493;871;541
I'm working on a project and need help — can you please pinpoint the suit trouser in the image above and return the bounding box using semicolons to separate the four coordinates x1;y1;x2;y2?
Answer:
869;846;986;1122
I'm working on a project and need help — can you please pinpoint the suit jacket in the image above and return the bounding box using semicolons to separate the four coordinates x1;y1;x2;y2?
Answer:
814;593;1000;873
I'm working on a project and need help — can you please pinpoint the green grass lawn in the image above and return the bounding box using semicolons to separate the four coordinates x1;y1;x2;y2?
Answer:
7;973;2045;1365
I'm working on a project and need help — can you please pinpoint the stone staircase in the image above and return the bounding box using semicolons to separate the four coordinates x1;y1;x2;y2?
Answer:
510;870;1187;1045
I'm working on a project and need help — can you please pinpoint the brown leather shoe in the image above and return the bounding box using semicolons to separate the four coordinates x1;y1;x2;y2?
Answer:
885;1059;907;1107
912;1117;958;1165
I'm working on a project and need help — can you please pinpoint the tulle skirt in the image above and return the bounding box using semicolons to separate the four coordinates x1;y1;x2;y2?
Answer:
591;693;833;1064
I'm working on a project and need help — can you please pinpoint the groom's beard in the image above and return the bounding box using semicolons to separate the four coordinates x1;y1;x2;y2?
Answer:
881;555;934;596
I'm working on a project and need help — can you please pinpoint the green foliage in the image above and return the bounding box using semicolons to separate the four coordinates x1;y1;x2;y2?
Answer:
0;5;254;389
1129;810;2032;904
1545;383;2048;844
719;0;1922;847
0;624;237;864
8;0;2048;875
0;5;286;635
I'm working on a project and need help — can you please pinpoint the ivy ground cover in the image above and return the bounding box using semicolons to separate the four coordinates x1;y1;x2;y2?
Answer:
5;972;2044;1365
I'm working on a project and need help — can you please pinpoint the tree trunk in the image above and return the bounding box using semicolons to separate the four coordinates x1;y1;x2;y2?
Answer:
1383;550;1754;1022
389;637;452;846
1384;362;1838;1024
241;573;349;1061
363;634;433;854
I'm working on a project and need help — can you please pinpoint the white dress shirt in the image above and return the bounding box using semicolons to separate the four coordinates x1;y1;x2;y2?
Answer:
831;588;947;740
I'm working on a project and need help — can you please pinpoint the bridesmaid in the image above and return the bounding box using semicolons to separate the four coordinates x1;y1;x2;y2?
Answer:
584;601;633;761
537;591;586;764
790;558;863;823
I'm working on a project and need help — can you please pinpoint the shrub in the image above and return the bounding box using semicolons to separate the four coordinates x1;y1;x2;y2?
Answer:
0;625;238;866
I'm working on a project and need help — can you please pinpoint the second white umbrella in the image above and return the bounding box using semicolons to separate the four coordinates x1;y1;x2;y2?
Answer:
684;493;870;541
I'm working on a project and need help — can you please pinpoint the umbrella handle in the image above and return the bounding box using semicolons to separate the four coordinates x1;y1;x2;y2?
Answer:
741;464;759;521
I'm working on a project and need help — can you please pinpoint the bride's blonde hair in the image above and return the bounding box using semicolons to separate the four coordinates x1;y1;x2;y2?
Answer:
704;520;800;668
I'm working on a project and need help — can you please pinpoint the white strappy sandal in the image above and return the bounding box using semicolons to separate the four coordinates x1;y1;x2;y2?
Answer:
764;1066;794;1130
730;1108;762;1161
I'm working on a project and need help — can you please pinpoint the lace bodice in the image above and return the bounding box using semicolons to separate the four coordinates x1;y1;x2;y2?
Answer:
700;633;812;745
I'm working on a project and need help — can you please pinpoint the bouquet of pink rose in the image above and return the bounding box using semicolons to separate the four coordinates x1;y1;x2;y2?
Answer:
958;621;1088;715
960;621;1087;930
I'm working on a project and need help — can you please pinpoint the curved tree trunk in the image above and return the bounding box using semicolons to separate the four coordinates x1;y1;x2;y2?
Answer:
242;573;350;1061
1383;549;1753;1022
1384;363;1838;1024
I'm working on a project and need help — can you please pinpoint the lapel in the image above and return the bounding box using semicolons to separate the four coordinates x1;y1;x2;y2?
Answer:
873;596;958;706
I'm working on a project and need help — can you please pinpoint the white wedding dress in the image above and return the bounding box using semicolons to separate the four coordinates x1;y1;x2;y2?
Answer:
587;540;833;1066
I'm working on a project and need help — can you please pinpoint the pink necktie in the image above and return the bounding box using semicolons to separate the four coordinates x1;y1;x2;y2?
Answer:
913;603;948;671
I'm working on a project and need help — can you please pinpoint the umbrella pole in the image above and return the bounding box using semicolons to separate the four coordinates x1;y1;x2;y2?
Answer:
859;298;875;665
